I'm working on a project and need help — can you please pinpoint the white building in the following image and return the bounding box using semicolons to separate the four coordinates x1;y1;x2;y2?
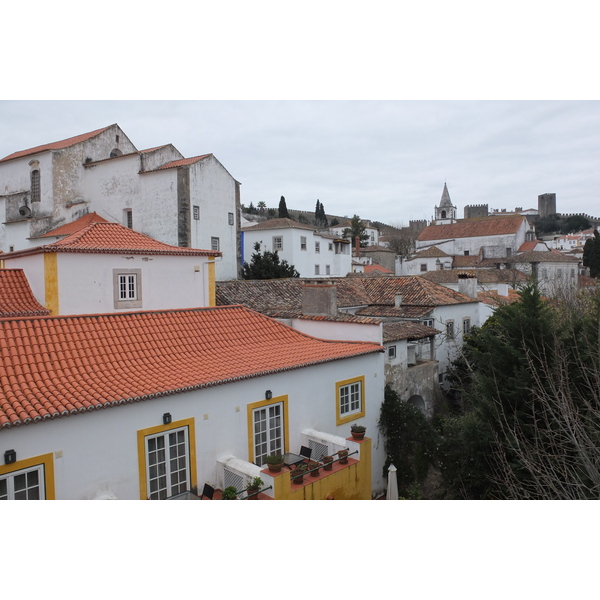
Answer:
0;305;384;499
329;218;380;246
0;124;240;280
241;218;352;278
0;214;220;315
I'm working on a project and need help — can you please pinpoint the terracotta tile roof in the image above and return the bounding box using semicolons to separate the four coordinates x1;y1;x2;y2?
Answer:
2;221;220;258
417;216;526;242
0;270;50;318
39;212;110;238
0;306;382;429
508;250;581;264
518;241;541;252
364;264;393;274
383;321;440;343
242;218;316;232
452;255;480;268
360;245;393;253
409;245;451;259
420;268;528;285
355;305;433;319
141;154;211;172
1;126;114;163
478;288;522;307
262;311;382;324
360;276;477;306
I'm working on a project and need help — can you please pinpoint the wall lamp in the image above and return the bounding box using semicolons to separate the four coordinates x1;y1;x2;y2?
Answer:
163;413;172;425
4;449;16;465
265;390;272;400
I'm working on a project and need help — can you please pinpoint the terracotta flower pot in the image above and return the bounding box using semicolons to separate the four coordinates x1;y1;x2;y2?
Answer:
267;462;284;473
338;451;348;465
322;456;334;471
351;431;365;440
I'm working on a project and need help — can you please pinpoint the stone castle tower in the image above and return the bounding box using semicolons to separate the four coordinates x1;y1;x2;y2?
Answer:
538;193;556;218
434;183;457;224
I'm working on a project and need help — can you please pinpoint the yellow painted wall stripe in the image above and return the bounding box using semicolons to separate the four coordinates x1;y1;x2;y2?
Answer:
44;253;59;315
207;256;216;307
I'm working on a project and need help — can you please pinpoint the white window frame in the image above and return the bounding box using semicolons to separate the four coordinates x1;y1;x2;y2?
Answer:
193;205;200;220
273;236;283;252
252;401;284;467
315;241;320;253
145;426;191;500
339;380;362;418
211;237;220;252
113;268;142;309
300;236;307;251
0;464;45;500
387;345;397;359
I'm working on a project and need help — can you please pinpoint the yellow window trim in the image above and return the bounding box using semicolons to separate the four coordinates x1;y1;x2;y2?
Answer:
137;417;197;500
336;375;366;425
0;452;56;500
247;395;289;464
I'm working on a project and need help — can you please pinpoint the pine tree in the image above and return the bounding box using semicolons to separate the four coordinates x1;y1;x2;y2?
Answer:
342;214;369;247
241;242;300;280
278;196;290;219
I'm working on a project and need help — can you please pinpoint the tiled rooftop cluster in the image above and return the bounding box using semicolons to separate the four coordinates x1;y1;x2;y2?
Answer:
0;306;382;429
216;276;476;319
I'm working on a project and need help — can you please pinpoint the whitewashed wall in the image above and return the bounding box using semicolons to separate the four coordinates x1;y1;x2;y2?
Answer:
0;352;385;499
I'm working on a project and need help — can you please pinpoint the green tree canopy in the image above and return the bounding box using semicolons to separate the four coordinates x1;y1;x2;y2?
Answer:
583;229;600;278
241;242;300;280
342;214;369;247
561;215;591;234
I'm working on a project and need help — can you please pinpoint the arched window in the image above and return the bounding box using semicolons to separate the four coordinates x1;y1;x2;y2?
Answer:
110;148;123;158
407;395;426;414
441;210;446;219
31;169;40;202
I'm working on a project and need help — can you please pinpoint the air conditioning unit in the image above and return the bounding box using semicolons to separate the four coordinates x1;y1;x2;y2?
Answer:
18;206;31;217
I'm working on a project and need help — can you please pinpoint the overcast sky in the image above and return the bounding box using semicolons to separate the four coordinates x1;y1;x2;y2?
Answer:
2;100;598;225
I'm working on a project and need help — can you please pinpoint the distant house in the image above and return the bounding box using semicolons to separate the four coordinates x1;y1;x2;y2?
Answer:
0;214;220;315
241;218;352;278
0;124;240;280
329;219;380;246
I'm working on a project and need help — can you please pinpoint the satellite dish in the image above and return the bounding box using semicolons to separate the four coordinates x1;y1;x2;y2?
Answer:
18;206;31;217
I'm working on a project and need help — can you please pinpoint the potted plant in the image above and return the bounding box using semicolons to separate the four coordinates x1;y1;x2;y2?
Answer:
221;486;238;500
265;453;284;473
291;463;307;485
246;476;263;499
351;424;366;440
308;460;321;477
322;455;334;471
338;449;349;464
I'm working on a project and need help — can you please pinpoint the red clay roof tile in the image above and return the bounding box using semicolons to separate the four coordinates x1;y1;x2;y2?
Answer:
1;126;114;163
0;270;50;318
417;216;526;242
0;306;382;429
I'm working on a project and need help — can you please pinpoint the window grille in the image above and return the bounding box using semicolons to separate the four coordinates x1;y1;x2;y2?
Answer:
223;468;244;494
31;170;40;202
308;440;328;462
193;205;200;220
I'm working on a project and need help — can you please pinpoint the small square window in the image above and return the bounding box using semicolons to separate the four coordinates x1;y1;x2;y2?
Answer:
388;345;396;359
228;212;234;226
211;237;220;252
338;377;364;423
420;264;427;272
193;206;200;220
464;250;469;256
114;269;142;309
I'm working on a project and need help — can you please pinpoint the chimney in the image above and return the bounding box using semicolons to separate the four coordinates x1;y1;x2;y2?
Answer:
355;236;361;258
497;283;509;297
301;281;338;317
457;274;478;299
395;294;403;307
